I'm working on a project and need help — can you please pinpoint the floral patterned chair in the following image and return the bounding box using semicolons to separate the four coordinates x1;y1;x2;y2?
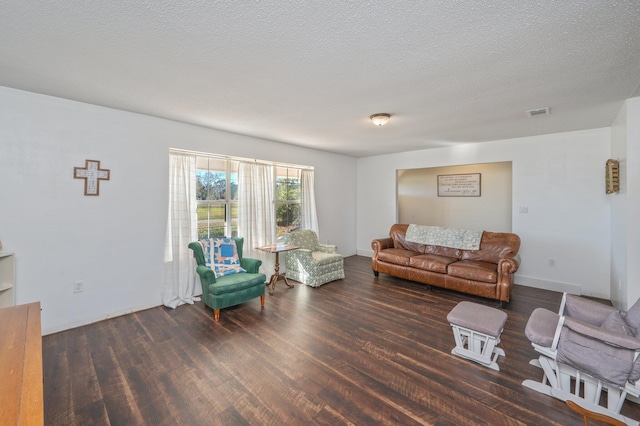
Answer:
281;230;345;287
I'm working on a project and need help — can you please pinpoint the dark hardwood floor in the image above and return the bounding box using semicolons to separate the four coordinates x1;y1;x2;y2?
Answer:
43;255;640;425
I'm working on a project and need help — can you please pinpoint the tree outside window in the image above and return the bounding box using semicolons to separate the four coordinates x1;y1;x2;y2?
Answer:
195;156;308;239
275;167;301;237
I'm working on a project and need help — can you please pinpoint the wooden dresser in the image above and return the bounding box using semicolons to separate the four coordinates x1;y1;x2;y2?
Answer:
0;302;43;425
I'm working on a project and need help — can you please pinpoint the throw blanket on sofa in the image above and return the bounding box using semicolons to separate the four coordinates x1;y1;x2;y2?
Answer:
406;224;483;250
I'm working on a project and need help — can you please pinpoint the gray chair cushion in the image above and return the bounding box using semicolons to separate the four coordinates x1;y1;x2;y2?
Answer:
601;310;636;337
447;301;507;338
624;298;640;331
564;294;616;326
525;307;559;347
557;325;637;387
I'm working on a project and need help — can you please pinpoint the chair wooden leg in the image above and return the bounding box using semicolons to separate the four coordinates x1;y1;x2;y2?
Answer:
213;309;220;322
260;295;265;307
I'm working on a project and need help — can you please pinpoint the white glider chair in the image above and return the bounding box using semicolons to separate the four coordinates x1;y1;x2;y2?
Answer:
281;230;345;287
523;293;640;425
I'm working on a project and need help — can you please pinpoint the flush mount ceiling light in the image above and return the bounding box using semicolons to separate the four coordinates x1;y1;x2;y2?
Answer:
370;113;391;126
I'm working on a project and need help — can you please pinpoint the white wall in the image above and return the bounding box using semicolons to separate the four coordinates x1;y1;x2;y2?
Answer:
610;102;628;308
624;97;640;309
0;86;357;334
357;129;612;298
397;162;512;232
610;96;640;311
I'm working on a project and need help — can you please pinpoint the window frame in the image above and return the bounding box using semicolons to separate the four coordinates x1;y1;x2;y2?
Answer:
195;158;239;239
184;149;312;239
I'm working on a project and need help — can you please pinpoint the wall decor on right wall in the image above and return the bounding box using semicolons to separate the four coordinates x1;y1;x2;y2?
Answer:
605;159;619;194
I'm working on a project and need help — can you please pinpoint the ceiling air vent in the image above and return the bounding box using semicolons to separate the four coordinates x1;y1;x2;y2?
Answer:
526;107;550;118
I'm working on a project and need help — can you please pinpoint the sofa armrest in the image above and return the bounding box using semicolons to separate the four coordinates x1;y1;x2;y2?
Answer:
286;249;312;272
241;257;263;274
318;243;338;254
371;237;393;253
498;253;521;275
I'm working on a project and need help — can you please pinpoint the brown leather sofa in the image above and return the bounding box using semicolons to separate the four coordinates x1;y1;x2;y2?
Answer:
371;224;521;304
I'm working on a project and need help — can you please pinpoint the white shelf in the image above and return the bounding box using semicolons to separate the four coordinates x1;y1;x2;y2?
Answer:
0;252;15;308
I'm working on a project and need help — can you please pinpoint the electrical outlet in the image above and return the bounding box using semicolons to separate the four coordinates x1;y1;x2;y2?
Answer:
548;258;555;267
73;281;84;293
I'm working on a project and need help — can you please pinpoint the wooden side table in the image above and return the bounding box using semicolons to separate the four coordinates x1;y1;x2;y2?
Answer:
257;244;300;295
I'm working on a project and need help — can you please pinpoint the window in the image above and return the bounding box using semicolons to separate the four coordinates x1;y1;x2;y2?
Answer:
190;151;312;239
196;157;238;238
275;166;301;237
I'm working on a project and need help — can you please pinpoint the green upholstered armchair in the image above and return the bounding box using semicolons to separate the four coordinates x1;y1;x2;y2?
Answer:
281;230;345;288
188;237;266;322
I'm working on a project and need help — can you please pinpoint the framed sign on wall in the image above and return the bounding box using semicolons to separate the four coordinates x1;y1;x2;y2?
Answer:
605;159;619;194
437;173;481;197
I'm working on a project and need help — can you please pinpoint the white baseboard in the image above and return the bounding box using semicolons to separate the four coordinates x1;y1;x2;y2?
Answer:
357;249;374;257
514;275;582;295
42;302;162;336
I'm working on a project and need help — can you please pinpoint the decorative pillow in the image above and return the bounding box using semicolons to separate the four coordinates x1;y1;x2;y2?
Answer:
198;239;214;269
211;238;246;278
601;310;636;337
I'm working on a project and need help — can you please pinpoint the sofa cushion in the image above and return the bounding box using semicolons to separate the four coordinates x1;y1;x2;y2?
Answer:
409;254;458;273
210;273;266;295
377;248;419;266
424;244;462;259
311;251;343;267
461;231;520;263
447;260;498;283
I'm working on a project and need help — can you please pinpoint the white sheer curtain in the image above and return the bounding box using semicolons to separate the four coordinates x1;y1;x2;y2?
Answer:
238;162;275;274
161;152;200;308
300;169;319;235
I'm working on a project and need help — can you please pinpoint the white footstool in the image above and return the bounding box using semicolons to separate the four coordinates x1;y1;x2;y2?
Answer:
447;301;508;371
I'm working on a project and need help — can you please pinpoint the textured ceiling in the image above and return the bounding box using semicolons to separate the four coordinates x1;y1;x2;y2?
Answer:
1;1;639;157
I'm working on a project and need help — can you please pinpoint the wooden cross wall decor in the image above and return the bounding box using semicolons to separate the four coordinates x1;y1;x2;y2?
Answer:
74;160;110;196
